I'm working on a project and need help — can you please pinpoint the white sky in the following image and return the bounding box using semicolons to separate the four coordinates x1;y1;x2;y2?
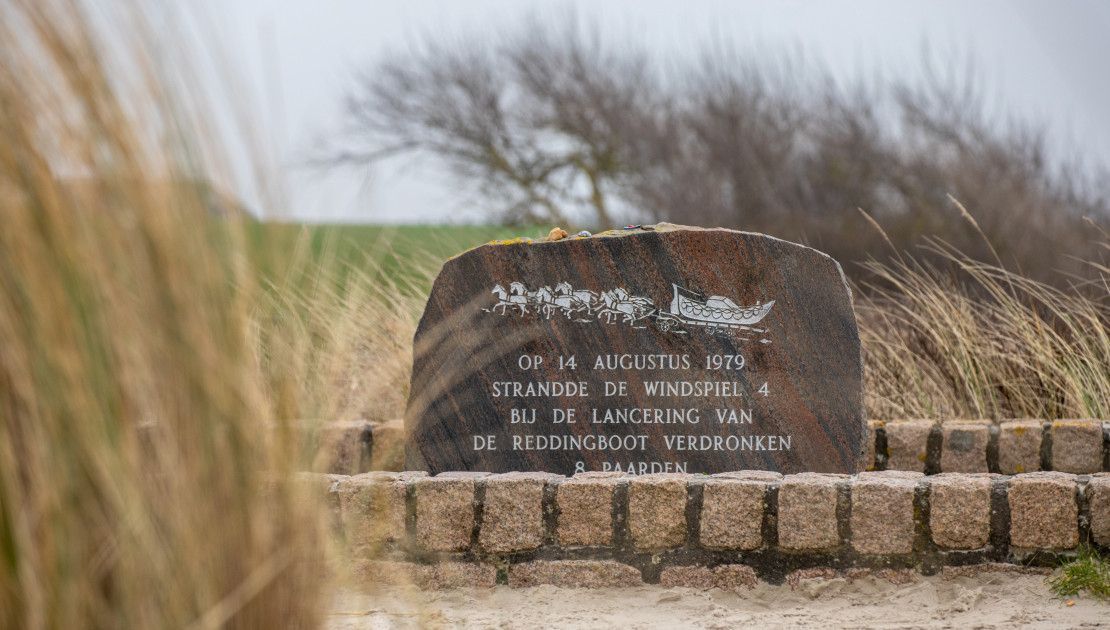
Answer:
188;0;1110;223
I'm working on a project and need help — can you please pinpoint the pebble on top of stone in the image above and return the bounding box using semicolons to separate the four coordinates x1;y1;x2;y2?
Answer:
546;227;569;241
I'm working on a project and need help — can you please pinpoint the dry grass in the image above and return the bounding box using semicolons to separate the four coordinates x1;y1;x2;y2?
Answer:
0;1;329;627
859;234;1109;421
255;241;434;426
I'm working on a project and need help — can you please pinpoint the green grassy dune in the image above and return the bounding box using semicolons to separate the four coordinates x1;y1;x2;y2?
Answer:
248;222;549;291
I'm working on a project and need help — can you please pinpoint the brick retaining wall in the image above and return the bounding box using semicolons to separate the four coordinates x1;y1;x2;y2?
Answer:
316;418;1109;476
315;469;1110;589
874;419;1109;474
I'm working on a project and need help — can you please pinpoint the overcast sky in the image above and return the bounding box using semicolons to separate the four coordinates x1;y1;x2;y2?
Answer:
192;0;1110;223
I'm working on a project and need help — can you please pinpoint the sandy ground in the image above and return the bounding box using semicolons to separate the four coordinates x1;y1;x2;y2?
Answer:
326;573;1107;629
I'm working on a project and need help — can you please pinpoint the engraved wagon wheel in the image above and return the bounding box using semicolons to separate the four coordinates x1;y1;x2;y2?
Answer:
656;317;676;332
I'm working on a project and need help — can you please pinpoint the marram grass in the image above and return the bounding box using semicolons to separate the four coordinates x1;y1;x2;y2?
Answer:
859;238;1109;421
0;1;327;628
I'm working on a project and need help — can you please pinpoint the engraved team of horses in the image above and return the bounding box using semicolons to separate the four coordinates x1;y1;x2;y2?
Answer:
489;281;774;340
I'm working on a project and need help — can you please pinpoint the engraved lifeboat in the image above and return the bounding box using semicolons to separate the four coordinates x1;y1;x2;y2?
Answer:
668;284;774;327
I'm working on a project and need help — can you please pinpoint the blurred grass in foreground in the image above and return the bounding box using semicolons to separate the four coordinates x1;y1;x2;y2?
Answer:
0;2;328;627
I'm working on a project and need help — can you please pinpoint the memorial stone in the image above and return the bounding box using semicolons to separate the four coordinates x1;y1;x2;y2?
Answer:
405;224;865;475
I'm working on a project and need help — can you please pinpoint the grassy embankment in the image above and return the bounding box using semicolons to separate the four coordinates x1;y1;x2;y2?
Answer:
245;223;545;292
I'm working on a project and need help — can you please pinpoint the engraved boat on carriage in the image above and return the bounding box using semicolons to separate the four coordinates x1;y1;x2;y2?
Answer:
657;284;774;331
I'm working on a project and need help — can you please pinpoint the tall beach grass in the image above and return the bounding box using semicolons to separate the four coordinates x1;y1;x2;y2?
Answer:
0;2;329;627
859;215;1108;421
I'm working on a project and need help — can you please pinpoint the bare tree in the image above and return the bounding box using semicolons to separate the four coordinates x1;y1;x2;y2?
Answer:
334;23;651;228
333;21;1109;282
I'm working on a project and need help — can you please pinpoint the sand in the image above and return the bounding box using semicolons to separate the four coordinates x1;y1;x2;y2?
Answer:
327;572;1107;629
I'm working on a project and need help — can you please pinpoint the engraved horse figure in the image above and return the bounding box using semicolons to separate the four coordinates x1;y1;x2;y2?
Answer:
598;288;655;325
492;283;528;316
533;286;560;319
552;282;592;319
613;287;653;311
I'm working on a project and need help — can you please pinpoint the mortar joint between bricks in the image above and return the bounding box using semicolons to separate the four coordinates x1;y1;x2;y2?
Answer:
541;478;559;547
1040;421;1054;471
359;424;373;473
612;480;631;553
471;478;486;553
1102;422;1110;472
987;423;1001;474
1077;476;1092;545
761;482;780;550
835;479;852;548
989;475;1012;562
874;425;889;471
914;479;942;574
925;425;943;475
913;479;930;551
403;478;418;554
685;477;705;550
